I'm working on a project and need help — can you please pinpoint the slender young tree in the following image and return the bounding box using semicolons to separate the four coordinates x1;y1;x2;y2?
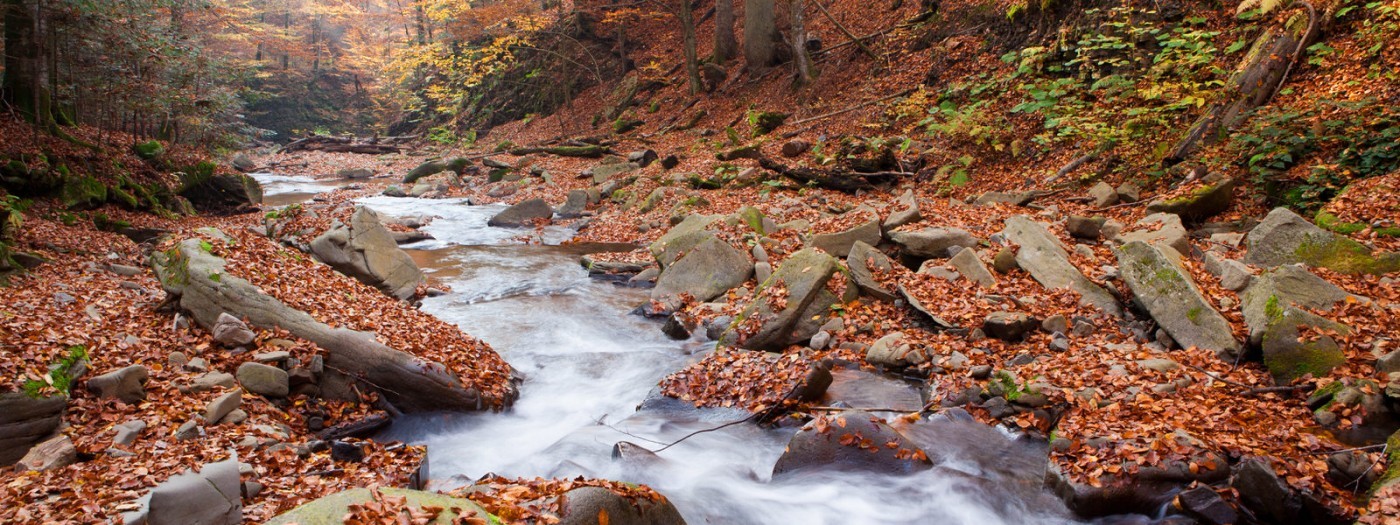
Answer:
3;0;56;131
790;0;811;86
680;0;701;94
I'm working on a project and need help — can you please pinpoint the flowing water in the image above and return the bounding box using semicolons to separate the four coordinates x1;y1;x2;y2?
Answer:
254;174;1119;525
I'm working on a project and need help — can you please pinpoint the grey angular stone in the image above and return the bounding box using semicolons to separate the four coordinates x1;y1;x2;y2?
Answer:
732;248;840;350
557;189;589;218
1240;264;1357;346
648;214;720;270
651;235;753;307
237;362;290;398
1261;307;1350;383
212;312;255;347
1232;458;1300;525
1088;182;1117;207
204;389;243;425
1002;216;1122;316
1065;216;1105;239
1117;241;1240;359
86;365;149;404
310;206;423;300
949;247;996;287
1042;314;1070;334
809;218;881;258
265;487;491;525
145;457;242;525
867;332;926;368
982;312;1039;342
888;227;979;258
1116;183;1141;203
16;434;76;472
486;198;553;227
974;191;1037;207
1245;207;1400;273
113;420;147;446
191;372;236;393
1118;213;1189;256
846;241;897;302
883;190;922;230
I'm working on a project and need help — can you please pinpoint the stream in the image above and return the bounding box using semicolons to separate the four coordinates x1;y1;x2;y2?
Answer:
254;173;1112;525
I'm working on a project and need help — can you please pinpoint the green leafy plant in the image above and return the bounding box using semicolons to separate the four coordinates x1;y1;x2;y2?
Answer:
22;346;89;398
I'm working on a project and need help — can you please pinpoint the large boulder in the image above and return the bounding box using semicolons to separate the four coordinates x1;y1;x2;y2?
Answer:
651;235;752;307
1261;307;1350;383
1239;264;1356;346
310;206;423;300
1117;241;1240;358
266;487;495;525
1145;178;1236;221
846;241;897;302
888;227;979;258
1003;216;1122;317
153;236;511;411
809;217;881;258
1245;207;1400;274
772;410;932;478
135;457;242;525
487;198;553;227
1231;458;1300;525
178;164;262;212
85;365;149;404
648;214;720;270
731;248;839;351
0;393;66;466
558;486;686;525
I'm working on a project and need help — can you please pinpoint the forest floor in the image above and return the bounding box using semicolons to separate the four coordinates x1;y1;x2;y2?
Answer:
3;0;1400;523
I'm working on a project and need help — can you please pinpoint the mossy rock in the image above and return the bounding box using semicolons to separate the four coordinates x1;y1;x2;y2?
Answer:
688;175;724;190
177;161;219;193
1374;430;1400;494
1145;178;1235;222
265;487;498;525
109;186;140;209
133;140;164;160
60;176;108;210
1313;211;1367;235
613;118;643;134
1261;307;1350;383
749;111;789;136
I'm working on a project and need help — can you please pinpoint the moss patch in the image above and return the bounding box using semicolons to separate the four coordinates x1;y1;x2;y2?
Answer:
1313;211;1367;235
1294;236;1400;275
133;140;164;160
60;176;108;210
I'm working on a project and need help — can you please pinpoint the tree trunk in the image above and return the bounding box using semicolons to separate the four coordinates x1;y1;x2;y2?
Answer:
680;0;701;95
790;0;812;86
744;0;777;74
714;0;738;64
1165;6;1318;164
3;0;54;131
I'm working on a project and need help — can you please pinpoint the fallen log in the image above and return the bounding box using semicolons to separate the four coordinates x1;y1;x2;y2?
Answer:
152;236;514;412
278;135;417;155
507;144;611;158
758;157;901;193
1164;2;1319;164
